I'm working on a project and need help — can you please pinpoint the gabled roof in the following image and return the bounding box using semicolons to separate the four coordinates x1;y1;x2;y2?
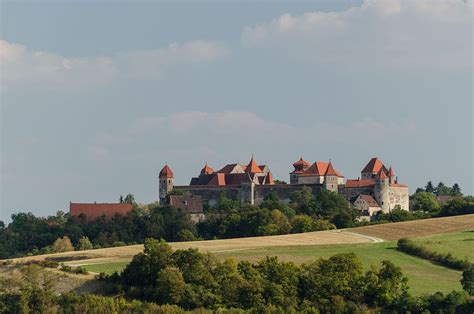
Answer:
246;157;263;173
200;163;215;175
378;168;388;179
361;157;384;174
70;203;133;221
345;179;376;188
159;165;174;178
304;161;329;175
218;163;244;174
357;195;381;208
266;171;274;185
208;173;226;185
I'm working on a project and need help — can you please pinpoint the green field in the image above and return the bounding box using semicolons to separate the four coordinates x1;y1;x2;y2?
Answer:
214;241;463;296
83;261;130;275
81;239;464;296
412;230;474;262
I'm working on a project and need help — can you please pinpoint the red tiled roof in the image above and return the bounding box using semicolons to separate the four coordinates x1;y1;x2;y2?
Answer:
378;168;388;179
325;161;339;176
168;195;203;214
345;179;376;188
293;157;310;168
246;157;263;173
200;163;215;175
304;161;328;175
70;203;133;221
208;173;226;185
388;166;395;177
390;183;408;188
358;195;380;207
266;171;274;185
159;165;174;178
362;157;384;174
218;163;242;174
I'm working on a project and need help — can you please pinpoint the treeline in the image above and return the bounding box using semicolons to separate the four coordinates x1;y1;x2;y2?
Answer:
397;238;472;271
88;239;474;312
0;189;356;259
415;181;463;196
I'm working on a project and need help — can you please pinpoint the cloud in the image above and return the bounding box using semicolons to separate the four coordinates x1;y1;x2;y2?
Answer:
242;0;473;69
93;111;419;166
0;39;228;92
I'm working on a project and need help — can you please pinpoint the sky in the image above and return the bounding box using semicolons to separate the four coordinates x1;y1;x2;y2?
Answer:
0;0;473;223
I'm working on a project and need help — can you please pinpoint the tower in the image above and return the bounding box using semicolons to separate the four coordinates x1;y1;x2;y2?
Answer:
159;164;174;204
375;168;390;213
323;161;339;193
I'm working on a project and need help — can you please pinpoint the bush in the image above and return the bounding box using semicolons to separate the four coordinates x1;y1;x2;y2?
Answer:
397;238;471;270
76;236;93;251
51;236;74;253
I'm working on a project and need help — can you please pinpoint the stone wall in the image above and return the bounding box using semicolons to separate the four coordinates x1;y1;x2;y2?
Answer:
389;186;409;211
173;185;241;206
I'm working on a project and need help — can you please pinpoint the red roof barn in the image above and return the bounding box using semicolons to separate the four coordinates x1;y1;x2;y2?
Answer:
69;202;133;222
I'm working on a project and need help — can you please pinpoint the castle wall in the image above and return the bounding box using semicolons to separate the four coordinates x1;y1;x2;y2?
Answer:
389;186;409;211
174;185;241;206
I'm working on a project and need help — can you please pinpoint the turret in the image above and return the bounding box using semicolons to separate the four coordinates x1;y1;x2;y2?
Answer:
159;164;174;204
323;160;339;193
375;168;390;213
388;166;395;184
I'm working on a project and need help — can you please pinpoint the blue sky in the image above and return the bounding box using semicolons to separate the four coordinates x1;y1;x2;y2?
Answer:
1;0;473;222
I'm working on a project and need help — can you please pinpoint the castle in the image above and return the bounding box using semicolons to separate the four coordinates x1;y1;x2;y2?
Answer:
159;156;409;220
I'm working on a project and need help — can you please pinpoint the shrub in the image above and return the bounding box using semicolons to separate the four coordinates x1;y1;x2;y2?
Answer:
51;236;74;253
76;236;93;251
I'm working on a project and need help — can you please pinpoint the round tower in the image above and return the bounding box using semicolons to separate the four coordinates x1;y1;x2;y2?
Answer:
159;164;174;204
375;169;390;213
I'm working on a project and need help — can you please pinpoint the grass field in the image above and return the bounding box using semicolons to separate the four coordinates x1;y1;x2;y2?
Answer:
82;240;464;296
412;230;474;262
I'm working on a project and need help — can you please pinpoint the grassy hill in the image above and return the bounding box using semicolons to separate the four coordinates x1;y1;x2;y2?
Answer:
5;214;473;296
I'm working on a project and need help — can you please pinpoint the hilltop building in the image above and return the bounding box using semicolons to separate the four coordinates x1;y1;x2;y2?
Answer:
159;156;409;220
69;202;133;221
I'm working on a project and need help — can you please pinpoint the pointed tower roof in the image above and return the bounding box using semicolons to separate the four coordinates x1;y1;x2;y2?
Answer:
246;156;263;173
362;157;384;174
200;163;215;175
388;166;395;177
293;157;310;168
159;165;174;178
378;168;388;179
325;161;339;176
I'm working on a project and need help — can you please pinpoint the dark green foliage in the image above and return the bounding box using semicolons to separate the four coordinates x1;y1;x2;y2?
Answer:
397;238;472;270
461;266;474;295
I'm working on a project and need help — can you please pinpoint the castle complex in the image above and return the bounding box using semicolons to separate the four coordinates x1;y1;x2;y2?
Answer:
159;157;409;220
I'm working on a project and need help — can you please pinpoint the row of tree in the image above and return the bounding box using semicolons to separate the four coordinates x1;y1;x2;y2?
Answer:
415;181;463;196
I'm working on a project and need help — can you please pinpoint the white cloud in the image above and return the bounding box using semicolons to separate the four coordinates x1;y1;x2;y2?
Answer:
0;39;228;92
242;0;473;69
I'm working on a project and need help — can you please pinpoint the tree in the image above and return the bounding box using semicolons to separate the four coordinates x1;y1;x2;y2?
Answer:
124;194;136;204
451;183;462;197
461;266;473;295
76;236;93;251
290;215;314;233
154;267;186;304
425;181;435;193
363;260;409;307
435;182;451;196
51;236;74;253
410;192;440;212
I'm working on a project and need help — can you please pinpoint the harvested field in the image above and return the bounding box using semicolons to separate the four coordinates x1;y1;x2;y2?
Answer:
6;214;473;267
8;229;377;266
349;214;474;240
